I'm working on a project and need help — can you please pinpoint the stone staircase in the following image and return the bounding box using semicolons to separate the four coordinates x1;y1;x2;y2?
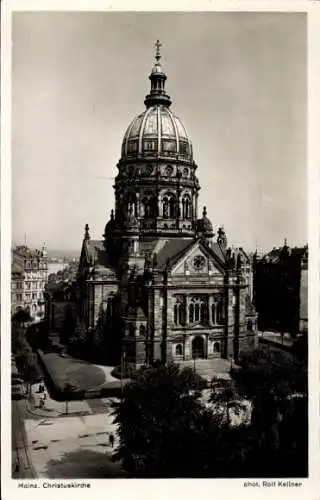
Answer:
178;358;232;380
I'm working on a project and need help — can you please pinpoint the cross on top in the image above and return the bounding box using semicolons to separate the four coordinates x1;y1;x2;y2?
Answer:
155;39;162;60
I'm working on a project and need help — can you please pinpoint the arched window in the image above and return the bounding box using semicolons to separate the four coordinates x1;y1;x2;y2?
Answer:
186;197;191;219
189;296;208;325
189;303;194;323
182;195;191;219
143;198;150;217
162;193;176;219
174;297;185;326
211;303;216;324
247;320;253;331
150;196;158;217
182;198;186;218
175;344;183;356
178;303;185;325
213;342;220;353
200;303;206;324
169;196;176;218
194;303;200;322
217;302;223;324
174;304;178;325
163;197;170;219
139;325;146;337
129;324;135;337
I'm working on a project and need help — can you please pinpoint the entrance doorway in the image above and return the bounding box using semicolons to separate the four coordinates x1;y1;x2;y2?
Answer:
192;336;205;359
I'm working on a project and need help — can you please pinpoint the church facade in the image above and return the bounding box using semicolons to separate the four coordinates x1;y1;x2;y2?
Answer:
77;42;257;365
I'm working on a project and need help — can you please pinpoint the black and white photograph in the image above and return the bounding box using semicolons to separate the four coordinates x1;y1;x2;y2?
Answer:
2;4;319;497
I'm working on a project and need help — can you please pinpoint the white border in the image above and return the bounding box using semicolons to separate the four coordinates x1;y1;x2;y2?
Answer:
2;2;319;500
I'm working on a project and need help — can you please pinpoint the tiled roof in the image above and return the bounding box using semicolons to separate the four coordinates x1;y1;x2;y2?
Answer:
84;240;116;275
156;238;194;269
261;244;308;264
211;242;226;264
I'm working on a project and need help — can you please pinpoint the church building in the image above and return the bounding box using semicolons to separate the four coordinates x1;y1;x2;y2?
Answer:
77;42;257;365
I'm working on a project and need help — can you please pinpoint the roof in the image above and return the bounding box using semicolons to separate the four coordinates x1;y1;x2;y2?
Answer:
149;237;227;271
156;238;193;269
121;105;193;161
261;244;308;264
83;240;117;276
211;242;226;263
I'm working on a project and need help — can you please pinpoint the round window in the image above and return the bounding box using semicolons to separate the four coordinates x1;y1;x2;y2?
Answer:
165;165;173;176
193;255;206;271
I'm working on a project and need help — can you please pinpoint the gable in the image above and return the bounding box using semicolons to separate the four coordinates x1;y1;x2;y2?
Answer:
170;241;225;277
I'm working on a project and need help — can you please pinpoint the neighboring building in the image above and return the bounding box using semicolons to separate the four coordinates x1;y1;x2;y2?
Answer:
11;244;48;318
253;241;308;335
72;42;258;366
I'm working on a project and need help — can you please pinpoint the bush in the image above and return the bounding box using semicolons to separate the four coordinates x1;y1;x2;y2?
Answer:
111;362;139;380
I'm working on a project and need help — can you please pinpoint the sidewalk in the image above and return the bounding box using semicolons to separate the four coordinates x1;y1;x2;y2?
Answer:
26;383;92;418
258;331;293;348
24;413;121;478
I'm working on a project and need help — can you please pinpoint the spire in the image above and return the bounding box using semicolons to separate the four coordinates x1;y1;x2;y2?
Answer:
202;206;207;218
144;40;172;108
84;223;90;240
155;39;161;62
217;225;228;250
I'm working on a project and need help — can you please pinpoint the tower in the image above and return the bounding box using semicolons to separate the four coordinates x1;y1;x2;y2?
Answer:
112;40;202;240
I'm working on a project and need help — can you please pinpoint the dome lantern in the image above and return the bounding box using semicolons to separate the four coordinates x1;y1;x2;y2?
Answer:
121;41;193;161
144;40;172;108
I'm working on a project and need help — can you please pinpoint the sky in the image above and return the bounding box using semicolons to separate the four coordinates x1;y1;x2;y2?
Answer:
12;11;307;253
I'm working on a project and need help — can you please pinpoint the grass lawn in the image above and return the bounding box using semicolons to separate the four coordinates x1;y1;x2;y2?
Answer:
41;352;106;392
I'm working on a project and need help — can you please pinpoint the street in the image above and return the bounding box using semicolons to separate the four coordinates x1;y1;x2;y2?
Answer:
12;400;37;478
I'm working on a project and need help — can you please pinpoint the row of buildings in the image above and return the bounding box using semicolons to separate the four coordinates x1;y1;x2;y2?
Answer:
11;244;48;318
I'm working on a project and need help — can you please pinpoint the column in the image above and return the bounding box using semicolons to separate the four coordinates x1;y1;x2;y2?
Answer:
195;192;199;220
136;192;140;218
186;295;190;325
208;295;214;325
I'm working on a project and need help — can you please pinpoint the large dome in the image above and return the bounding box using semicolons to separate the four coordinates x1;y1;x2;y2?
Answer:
121;105;193;161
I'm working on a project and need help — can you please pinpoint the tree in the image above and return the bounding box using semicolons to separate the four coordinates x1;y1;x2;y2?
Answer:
291;334;308;365
232;347;307;428
230;346;308;477
112;363;214;477
61;306;76;345
209;377;247;426
16;352;42;396
12;308;31;327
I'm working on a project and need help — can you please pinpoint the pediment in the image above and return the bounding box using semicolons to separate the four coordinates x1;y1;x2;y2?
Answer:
189;322;205;329
170;241;224;277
